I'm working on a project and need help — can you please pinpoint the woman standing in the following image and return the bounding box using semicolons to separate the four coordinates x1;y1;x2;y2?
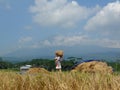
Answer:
54;50;63;71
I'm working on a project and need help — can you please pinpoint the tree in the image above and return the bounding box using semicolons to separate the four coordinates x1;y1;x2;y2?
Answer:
0;57;13;69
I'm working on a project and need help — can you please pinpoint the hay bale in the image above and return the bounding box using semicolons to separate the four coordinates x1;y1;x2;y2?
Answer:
27;68;49;74
72;61;113;73
55;50;64;57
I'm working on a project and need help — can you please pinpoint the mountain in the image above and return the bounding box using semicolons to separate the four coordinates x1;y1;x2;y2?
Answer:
2;57;25;63
3;45;120;62
82;51;120;61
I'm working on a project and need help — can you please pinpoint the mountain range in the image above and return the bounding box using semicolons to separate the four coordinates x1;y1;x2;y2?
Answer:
2;45;120;62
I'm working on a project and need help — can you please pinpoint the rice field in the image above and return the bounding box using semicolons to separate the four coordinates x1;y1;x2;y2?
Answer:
0;70;120;90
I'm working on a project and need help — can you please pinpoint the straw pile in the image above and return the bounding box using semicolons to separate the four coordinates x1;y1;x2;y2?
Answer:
55;50;64;57
71;61;113;73
27;68;49;74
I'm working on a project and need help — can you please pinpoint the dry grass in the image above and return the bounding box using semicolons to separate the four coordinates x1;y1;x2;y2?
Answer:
27;68;49;74
0;70;120;90
72;61;113;74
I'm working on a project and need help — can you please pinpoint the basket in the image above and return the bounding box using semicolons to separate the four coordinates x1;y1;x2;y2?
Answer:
55;50;64;57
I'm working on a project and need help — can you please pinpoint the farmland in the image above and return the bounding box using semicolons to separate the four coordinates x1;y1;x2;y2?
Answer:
0;70;120;90
1;58;120;90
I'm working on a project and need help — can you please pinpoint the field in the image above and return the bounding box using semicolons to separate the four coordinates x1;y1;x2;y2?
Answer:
0;70;120;90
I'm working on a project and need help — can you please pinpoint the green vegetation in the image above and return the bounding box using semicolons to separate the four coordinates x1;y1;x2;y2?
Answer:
108;61;120;71
0;57;75;71
0;58;13;69
0;57;120;72
13;58;75;71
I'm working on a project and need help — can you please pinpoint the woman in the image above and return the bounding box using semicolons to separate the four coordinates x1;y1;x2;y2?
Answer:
54;50;63;71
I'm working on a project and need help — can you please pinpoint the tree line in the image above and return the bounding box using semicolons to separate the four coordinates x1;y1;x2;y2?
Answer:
0;57;75;71
0;57;120;72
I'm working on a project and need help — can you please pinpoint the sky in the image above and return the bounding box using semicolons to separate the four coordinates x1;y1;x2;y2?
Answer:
0;0;120;56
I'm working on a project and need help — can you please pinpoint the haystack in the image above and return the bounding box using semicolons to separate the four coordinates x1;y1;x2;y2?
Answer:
27;68;49;74
55;50;64;57
71;61;113;73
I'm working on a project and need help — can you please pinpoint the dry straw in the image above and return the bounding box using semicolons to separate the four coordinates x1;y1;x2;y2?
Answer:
55;50;64;57
1;71;120;90
27;68;49;74
72;61;113;73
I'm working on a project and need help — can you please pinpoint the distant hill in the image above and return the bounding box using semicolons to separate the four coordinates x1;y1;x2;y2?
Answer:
2;57;29;63
2;45;120;62
82;51;120;61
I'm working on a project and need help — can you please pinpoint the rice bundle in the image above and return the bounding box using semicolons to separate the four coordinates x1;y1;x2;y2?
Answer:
55;50;64;57
27;68;49;74
72;61;113;73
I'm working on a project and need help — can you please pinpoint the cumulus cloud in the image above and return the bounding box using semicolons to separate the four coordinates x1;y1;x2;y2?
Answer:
30;35;89;48
30;0;100;28
84;1;120;37
99;38;120;48
48;35;87;46
18;37;33;48
30;34;120;49
16;31;120;49
54;36;120;48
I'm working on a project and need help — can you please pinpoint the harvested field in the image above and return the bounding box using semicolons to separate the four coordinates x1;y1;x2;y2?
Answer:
27;67;49;74
72;61;113;73
0;71;120;90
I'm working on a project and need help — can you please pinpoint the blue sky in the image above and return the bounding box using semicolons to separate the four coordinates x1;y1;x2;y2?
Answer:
0;0;120;56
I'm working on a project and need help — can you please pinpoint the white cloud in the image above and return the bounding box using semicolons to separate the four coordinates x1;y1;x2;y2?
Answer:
16;32;120;49
84;1;120;37
18;37;33;49
30;34;120;49
19;37;32;44
30;0;100;28
99;38;120;48
29;35;89;48
43;35;89;46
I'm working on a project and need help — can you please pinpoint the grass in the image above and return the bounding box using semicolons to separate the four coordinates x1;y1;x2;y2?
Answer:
0;70;120;90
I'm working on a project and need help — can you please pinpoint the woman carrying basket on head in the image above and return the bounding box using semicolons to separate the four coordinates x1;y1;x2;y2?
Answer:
54;50;63;71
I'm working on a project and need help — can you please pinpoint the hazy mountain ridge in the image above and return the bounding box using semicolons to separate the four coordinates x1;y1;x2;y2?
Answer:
2;46;120;62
